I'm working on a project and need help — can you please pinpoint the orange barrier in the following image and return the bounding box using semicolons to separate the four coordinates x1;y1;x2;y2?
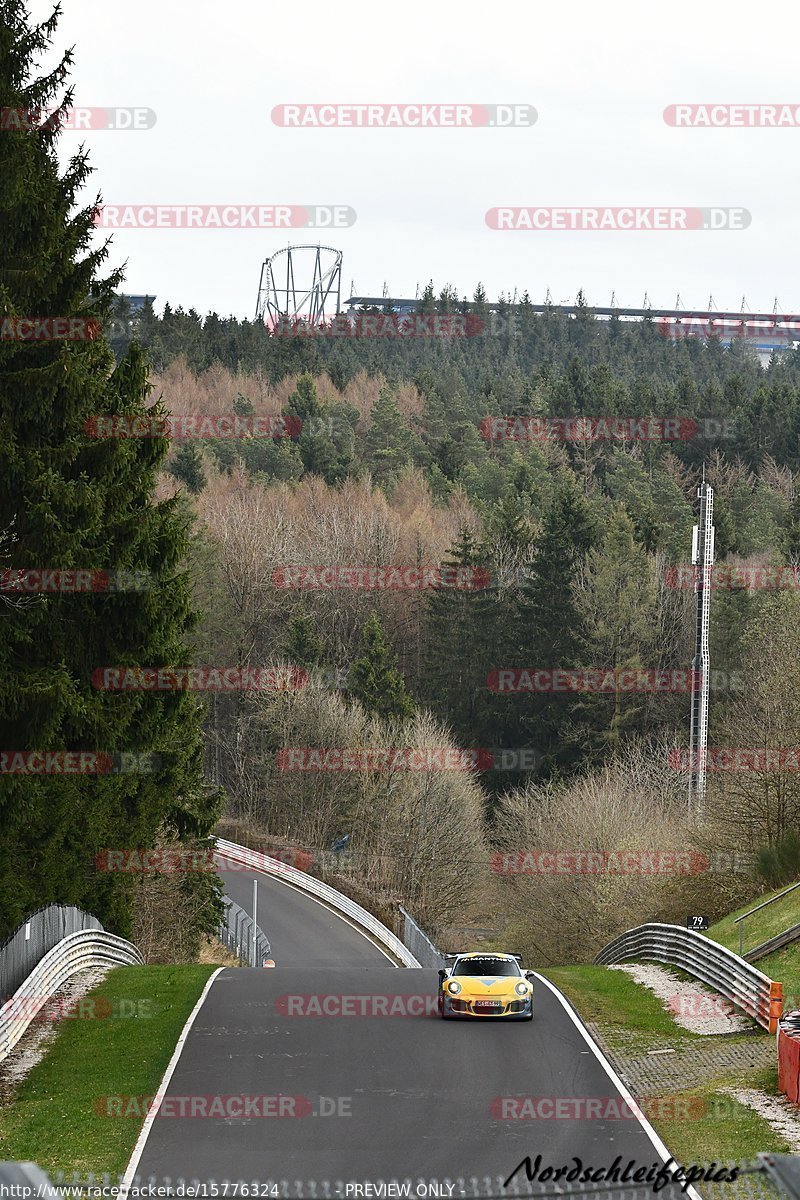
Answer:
769;981;784;1034
778;1023;800;1104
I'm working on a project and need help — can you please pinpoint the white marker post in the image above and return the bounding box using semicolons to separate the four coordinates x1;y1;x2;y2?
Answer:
252;877;258;968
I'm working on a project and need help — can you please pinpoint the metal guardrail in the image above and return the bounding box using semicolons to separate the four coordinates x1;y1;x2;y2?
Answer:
214;838;420;967
0;1162;60;1197
217;896;271;967
3;1159;800;1200
0;904;104;1000
0;929;143;1062
747;921;800;963
399;904;447;967
734;881;800;957
594;922;783;1033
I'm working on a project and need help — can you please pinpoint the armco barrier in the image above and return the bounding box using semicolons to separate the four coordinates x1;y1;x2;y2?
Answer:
218;895;271;967
8;1157;800;1200
399;904;446;968
214;838;420;967
778;1015;800;1105
595;922;783;1033
0;904;103;999
0;929;143;1062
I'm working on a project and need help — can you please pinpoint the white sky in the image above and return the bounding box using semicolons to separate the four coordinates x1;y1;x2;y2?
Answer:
26;0;800;319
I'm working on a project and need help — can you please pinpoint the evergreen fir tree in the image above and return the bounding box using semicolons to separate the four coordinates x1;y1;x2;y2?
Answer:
514;473;598;770
422;528;498;751
348;613;414;720
283;608;324;668
0;2;222;938
577;506;657;747
364;386;419;486
169;442;207;493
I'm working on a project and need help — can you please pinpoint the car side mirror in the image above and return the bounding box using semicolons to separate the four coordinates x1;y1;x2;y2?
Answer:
438;969;446;980
524;971;535;981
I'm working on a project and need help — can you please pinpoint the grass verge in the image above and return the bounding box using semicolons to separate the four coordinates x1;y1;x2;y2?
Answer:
650;1080;789;1162
540;965;792;1161
707;884;800;957
0;964;217;1179
542;965;702;1049
705;883;800;1012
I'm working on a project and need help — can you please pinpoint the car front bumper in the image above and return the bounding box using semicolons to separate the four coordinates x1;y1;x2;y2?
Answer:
441;994;533;1019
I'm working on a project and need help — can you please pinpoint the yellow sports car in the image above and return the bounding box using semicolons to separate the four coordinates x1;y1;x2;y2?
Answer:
438;952;534;1020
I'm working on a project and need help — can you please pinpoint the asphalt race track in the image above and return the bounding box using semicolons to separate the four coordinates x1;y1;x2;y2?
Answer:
130;864;683;1190
219;866;393;967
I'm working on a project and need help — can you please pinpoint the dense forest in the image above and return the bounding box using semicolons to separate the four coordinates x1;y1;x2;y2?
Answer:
4;0;800;963
100;296;800;958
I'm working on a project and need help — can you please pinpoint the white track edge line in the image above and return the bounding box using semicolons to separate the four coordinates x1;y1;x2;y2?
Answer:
533;972;703;1200
216;855;404;967
120;966;225;1194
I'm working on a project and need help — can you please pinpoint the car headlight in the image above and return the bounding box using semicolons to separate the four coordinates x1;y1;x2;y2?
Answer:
515;982;530;996
447;980;462;995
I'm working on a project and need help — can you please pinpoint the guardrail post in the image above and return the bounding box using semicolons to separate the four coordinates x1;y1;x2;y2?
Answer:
770;981;784;1034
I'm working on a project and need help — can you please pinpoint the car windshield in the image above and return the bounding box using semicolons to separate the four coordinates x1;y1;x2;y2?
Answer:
454;957;521;977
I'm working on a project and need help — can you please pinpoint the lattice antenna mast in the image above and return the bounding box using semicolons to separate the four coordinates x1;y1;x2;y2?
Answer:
688;477;715;816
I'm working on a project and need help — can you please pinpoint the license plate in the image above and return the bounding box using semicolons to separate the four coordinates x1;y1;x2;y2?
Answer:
475;1001;502;1010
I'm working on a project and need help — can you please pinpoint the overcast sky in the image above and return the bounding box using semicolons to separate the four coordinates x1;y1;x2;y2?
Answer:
26;0;800;319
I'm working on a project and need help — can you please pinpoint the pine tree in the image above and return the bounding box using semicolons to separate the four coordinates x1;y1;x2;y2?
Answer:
169;443;207;493
514;473;598;770
0;2;222;938
283;608;324;668
286;372;321;423
576;506;657;747
286;373;357;484
364;386;419;486
348;613;414;720
422;528;489;740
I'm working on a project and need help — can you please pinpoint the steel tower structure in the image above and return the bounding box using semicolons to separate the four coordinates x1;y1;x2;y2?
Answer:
255;245;342;328
688;480;715;816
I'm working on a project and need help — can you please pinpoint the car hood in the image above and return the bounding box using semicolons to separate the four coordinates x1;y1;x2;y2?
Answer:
446;975;526;997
